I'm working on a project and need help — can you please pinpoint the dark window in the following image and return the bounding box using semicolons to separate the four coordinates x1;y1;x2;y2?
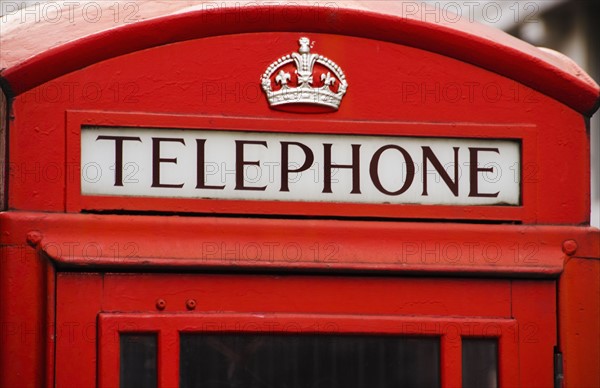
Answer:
120;333;157;388
462;338;498;388
180;334;440;388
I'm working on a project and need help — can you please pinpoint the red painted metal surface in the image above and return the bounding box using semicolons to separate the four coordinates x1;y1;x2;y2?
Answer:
0;2;598;387
0;1;598;114
55;274;102;388
4;32;592;224
558;258;600;388
2;211;599;275
55;273;558;387
512;281;558;387
0;245;52;388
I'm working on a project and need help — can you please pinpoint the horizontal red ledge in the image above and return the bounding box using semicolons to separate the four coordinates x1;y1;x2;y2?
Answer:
1;211;598;276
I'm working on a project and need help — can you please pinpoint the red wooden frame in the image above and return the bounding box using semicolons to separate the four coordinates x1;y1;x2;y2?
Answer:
98;313;519;388
66;110;537;222
55;273;557;388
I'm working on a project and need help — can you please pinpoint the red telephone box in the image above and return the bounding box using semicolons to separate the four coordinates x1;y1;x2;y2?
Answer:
1;2;598;387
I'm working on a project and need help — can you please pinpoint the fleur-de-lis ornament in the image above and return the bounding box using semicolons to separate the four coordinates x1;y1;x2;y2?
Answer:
275;70;291;87
321;72;336;86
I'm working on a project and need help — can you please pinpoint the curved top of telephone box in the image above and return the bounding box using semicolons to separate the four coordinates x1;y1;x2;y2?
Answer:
0;0;599;115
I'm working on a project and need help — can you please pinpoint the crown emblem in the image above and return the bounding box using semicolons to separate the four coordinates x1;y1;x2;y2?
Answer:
261;37;348;112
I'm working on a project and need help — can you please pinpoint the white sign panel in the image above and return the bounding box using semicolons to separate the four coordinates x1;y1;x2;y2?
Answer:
81;127;521;206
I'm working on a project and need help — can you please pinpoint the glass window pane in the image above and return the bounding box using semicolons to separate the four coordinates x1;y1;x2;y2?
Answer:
462;338;498;388
120;334;157;388
180;334;440;388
